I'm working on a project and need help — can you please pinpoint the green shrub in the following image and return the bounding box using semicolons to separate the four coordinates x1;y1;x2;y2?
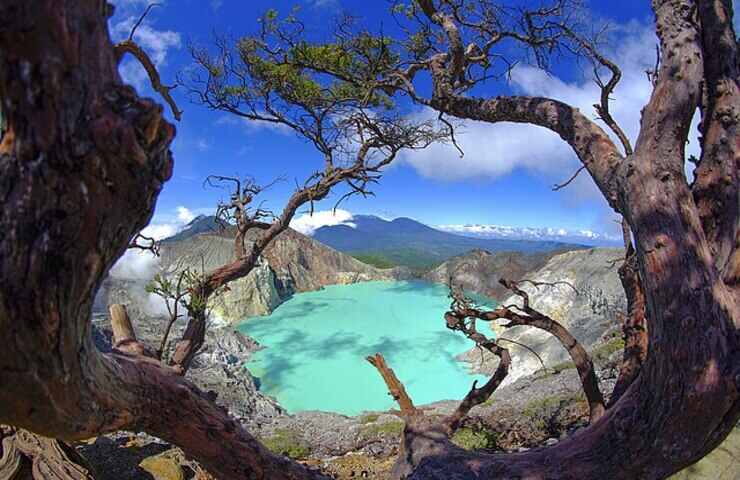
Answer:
360;420;404;438
261;429;310;459
521;392;587;430
351;254;397;269
451;427;498;451
482;397;496;407
591;337;626;362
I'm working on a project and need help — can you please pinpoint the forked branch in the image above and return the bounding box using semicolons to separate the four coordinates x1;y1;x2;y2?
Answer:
113;4;182;120
448;280;605;423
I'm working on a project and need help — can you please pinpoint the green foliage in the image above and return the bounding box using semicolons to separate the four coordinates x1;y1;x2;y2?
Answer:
359;413;380;424
521;392;586;430
360;420;404;438
536;337;626;380
260;429;310;459
451;427;499;451
352;254;397;269
348;249;442;272
591;337;626;363
482;396;496;407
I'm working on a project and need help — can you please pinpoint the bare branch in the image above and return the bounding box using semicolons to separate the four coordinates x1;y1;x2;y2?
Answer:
447;280;605;424
552;165;585;191
115;40;182;121
366;353;418;416
129;233;160;256
128;3;162;42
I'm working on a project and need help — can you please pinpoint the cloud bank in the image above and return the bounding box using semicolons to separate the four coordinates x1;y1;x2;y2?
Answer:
108;206;201;281
290;209;356;236
400;23;699;193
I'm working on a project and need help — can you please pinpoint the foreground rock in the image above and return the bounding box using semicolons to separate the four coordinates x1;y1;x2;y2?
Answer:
83;312;737;479
91;313;283;427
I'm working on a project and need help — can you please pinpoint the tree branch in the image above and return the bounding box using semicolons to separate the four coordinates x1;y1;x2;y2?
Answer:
447;280;605;424
115;41;182;121
366;353;419;416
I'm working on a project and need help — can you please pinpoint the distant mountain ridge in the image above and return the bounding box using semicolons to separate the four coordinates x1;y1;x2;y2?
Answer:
437;223;622;247
312;215;583;269
161;214;220;243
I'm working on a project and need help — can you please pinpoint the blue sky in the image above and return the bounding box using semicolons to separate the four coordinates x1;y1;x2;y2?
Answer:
108;0;725;239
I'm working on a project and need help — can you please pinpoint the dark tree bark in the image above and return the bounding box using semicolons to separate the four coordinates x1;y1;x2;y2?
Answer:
609;247;648;406
0;426;96;480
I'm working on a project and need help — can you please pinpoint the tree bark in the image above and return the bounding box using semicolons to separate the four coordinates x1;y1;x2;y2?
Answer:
0;427;96;480
609;250;648;406
366;354;419;416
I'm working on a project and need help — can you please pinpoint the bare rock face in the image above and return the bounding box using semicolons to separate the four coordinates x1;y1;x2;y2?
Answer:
260;228;412;294
457;248;626;384
669;424;740;479
97;228;411;325
159;229;410;323
423;249;557;299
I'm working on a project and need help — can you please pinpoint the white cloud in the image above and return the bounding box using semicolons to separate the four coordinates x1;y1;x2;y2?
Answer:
290;209;356;235
195;138;212;152
216;115;293;136
176;206;196;224
400;23;700;199
110;249;160;280
108;205;202;281
308;0;338;7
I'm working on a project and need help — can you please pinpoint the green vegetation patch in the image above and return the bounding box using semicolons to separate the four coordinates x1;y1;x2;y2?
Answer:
360;420;405;438
536;336;627;380
591;337;626;362
359;413;380;424
481;397;496;407
351;254;397;269
348;249;443;272
260;428;310;459
521;391;587;430
451;427;499;451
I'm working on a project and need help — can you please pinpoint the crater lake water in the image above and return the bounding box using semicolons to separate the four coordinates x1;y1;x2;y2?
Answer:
239;280;494;416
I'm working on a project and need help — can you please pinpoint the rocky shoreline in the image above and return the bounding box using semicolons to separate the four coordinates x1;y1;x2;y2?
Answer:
85;313;739;480
85;242;738;479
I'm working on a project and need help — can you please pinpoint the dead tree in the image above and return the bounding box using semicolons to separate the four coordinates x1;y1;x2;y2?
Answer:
256;0;739;477
368;278;606;476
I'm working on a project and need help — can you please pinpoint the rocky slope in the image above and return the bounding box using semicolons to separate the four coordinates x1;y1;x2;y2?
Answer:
85;242;739;480
437;247;627;384
97;227;411;324
423;248;558;299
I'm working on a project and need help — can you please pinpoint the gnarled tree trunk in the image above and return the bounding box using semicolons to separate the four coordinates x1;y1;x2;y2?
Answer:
385;1;740;478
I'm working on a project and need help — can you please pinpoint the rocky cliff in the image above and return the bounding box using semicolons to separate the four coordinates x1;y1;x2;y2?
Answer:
98;227;411;324
423;249;558;299
441;247;627;384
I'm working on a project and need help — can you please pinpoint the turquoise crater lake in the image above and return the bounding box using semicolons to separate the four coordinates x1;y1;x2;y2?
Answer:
240;280;494;416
